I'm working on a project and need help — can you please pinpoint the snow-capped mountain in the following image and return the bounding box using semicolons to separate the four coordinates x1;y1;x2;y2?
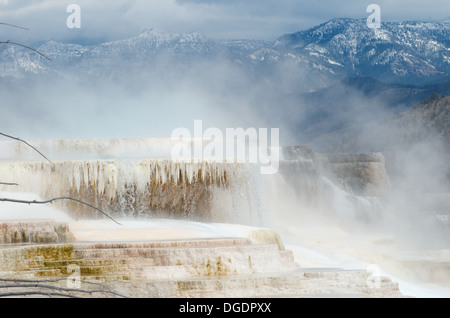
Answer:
1;18;450;86
84;29;216;60
0;45;46;79
275;18;450;85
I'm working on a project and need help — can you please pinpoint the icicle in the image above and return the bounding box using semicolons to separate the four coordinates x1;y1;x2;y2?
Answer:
73;164;81;193
0;153;264;224
83;163;89;189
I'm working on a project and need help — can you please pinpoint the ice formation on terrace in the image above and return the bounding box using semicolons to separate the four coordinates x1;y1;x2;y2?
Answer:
0;159;263;223
0;138;387;226
0;138;266;224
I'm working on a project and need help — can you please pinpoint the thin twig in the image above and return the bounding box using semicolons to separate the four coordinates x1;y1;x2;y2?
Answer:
0;277;103;285
0;277;131;289
0;277;128;298
0;22;29;30
0;40;51;60
0;133;120;225
0;132;53;163
0;291;80;298
0;182;18;186
0;196;122;225
0;283;127;298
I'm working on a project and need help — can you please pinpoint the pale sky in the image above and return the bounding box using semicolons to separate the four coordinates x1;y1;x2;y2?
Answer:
0;0;449;45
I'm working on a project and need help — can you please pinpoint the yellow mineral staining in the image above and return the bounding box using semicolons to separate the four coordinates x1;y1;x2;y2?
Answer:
192;256;232;276
26;244;74;261
248;255;254;273
215;256;227;275
248;229;285;250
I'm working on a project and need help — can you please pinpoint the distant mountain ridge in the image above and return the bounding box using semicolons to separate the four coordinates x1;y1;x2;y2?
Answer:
274;18;450;85
2;18;450;151
1;18;450;88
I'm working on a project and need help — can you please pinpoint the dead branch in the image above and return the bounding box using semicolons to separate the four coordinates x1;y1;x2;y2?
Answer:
0;196;122;225
0;277;128;298
0;40;51;61
0;277;94;284
0;134;120;225
0;291;80;298
0;182;18;186
0;277;131;287
0;22;51;60
0;22;29;30
0;26;121;231
1;277;78;284
0;283;127;298
0;132;53;163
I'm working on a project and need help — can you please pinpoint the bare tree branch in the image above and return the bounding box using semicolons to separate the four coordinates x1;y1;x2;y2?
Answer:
0;277;102;285
0;196;122;225
0;22;50;60
0;291;80;298
0;182;18;186
0;22;29;30
0;277;131;287
0;132;53;163
0;40;51;61
0;283;127;298
0;25;122;234
0;277;128;298
0;133;120;225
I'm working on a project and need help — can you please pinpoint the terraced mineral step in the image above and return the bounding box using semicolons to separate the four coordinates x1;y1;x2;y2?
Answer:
105;269;401;298
172;269;401;298
0;239;403;297
73;238;253;249
0;239;296;278
74;244;286;273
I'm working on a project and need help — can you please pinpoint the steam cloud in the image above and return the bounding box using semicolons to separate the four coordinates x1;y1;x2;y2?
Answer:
1;27;449;295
